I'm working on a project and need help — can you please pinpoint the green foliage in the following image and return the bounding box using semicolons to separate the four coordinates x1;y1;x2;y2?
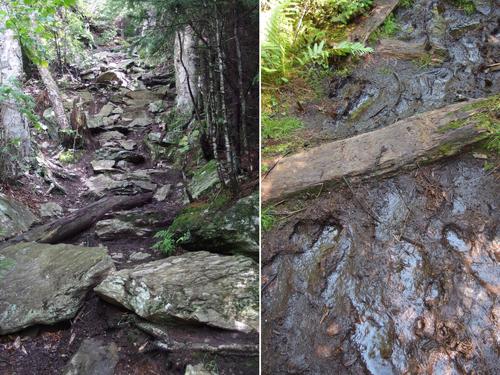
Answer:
261;0;373;86
0;0;78;66
58;149;78;164
261;208;276;231
0;80;40;126
262;115;303;140
378;14;399;37
451;0;476;15
399;0;414;8
152;229;176;256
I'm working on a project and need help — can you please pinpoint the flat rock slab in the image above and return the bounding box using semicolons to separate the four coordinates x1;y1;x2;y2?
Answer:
0;194;37;240
95;218;153;240
86;173;157;197
0;242;114;335
262;98;495;202
63;338;119;375
95;251;259;333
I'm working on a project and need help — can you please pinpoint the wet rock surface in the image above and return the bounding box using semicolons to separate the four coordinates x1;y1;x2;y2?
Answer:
263;1;499;373
0;242;114;335
305;0;499;141
262;155;499;374
95;251;259;333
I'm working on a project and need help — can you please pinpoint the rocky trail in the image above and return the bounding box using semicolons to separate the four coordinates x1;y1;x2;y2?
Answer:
262;1;499;374
1;40;258;374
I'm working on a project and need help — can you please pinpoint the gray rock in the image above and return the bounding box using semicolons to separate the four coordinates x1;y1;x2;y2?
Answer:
129;252;152;261
40;202;63;218
173;193;259;258
117;139;137;151
185;364;214;375
0;242;114;334
63;338;119;375
148;100;165;113
0;194;37;241
128;116;153;128
99;131;125;143
95;148;145;164
86;173;157;197
112;106;124;115
148;132;163;143
97;104;115;118
95;252;258;333
154;185;171;201
91;160;117;173
95;219;153;240
188;160;220;200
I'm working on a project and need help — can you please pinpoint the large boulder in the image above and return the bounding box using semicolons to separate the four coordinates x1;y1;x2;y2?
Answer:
63;339;119;375
171;193;259;258
95;251;258;333
0;242;114;335
0;194;37;241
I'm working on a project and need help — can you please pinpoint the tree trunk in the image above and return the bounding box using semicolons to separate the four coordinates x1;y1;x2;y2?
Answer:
262;98;496;202
2;193;153;247
0;4;31;160
38;65;70;130
174;26;198;114
349;0;400;43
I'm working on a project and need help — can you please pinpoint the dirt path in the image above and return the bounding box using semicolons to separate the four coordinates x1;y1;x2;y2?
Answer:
0;40;257;375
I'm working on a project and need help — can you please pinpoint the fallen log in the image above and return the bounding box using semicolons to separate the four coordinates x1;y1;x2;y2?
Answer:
1;193;153;247
349;0;400;44
262;97;498;203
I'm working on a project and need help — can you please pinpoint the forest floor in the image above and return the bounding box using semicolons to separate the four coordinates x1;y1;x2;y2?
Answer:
0;38;257;375
262;0;499;374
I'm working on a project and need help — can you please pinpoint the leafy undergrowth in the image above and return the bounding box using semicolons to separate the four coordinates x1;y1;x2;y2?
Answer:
261;0;375;163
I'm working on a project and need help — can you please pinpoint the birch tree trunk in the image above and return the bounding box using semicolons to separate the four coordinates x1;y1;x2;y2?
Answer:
0;6;31;158
174;26;198;114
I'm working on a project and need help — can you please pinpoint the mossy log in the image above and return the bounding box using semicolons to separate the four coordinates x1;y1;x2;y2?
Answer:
349;0;400;43
1;193;153;247
262;97;498;203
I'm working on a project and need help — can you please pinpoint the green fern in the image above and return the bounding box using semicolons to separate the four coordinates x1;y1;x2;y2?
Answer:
331;41;373;56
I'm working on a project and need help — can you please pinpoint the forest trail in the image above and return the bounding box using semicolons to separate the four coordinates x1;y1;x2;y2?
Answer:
262;1;499;374
0;38;257;374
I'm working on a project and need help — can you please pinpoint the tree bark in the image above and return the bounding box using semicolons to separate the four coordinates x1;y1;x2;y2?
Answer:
262;98;496;202
0;4;31;159
174;26;198;114
349;0;400;44
38;65;70;130
2;193;153;247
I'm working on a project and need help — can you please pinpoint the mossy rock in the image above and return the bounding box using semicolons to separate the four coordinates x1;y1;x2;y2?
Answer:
169;193;259;258
188;160;220;200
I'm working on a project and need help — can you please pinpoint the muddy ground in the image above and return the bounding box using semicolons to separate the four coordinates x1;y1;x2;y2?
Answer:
262;0;499;374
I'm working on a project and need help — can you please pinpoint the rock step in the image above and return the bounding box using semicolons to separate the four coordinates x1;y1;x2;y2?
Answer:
94;251;259;333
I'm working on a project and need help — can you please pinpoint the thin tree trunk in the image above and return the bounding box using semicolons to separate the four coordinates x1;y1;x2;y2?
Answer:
214;6;238;189
38;65;70;130
234;4;249;165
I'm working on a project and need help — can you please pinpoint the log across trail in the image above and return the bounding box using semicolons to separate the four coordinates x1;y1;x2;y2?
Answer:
262;97;497;202
349;0;400;44
1;193;153;248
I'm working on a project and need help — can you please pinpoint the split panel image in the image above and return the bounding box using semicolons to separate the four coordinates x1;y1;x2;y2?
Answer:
0;0;259;374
